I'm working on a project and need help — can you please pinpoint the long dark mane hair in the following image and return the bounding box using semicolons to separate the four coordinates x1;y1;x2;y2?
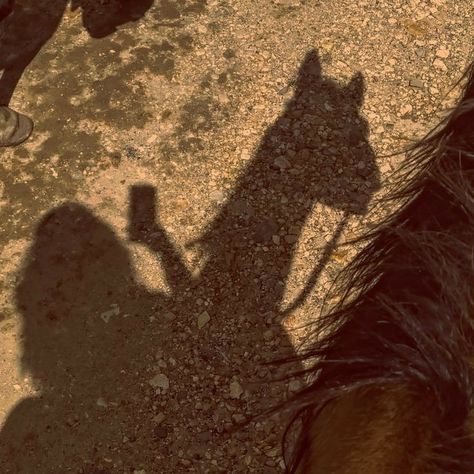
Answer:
279;57;474;473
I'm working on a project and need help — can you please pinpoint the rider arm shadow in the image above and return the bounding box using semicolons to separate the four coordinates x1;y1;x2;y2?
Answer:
128;184;193;295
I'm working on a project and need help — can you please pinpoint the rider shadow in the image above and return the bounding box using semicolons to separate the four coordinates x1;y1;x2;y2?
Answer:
0;50;379;472
0;203;171;473
0;0;154;104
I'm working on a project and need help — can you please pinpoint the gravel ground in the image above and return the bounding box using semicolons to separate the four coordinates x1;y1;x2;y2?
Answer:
0;0;473;472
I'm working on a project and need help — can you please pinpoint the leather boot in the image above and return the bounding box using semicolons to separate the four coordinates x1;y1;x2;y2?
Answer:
0;106;33;147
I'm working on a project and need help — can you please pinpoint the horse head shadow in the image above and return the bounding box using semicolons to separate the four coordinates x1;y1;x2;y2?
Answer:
196;49;379;323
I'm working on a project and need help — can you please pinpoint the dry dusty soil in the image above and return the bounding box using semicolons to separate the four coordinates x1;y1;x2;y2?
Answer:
0;0;473;472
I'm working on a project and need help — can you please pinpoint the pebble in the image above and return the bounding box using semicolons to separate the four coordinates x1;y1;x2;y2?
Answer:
100;304;120;323
198;310;211;329
255;219;278;242
210;190;225;202
240;148;250;160
232;413;246;423
229;380;244;399
149;373;170;390
433;58;448;72
436;47;449;58
284;234;298;244
409;77;424;88
153;413;166;425
273;156;291;170
415;47;426;57
97;398;108;408
164;312;176;321
399;104;413;116
263;329;274;341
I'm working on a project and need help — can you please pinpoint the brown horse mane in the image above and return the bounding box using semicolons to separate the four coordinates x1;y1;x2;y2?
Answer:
275;57;474;473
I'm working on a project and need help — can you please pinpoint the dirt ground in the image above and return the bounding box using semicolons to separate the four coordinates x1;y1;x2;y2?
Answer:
0;0;473;472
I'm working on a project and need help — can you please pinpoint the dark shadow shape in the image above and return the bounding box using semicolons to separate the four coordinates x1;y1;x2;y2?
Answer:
0;203;168;473
196;49;380;325
129;184;193;293
0;0;154;104
71;0;154;38
1;49;379;472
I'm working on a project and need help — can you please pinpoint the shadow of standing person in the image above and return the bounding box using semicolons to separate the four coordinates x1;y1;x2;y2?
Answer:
0;203;171;473
0;0;155;105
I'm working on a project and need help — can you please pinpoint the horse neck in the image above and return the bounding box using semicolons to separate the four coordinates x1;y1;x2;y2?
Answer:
297;386;435;474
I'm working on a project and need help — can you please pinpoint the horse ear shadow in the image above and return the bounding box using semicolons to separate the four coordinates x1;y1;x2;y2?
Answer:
345;72;365;108
299;49;322;81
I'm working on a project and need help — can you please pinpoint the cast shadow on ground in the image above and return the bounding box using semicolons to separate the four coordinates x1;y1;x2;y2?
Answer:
0;49;379;473
0;0;158;104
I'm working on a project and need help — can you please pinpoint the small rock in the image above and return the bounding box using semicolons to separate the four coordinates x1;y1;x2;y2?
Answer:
197;431;212;442
380;162;392;174
273;156;291;170
272;235;280;245
229;380;244;399
263;329;274;341
436;47;449;59
100;304;120;323
149;374;170;390
232;413;246;423
415;47;426;58
230;198;253;217
198;311;211;329
164;312;176;321
433;58;448;72
240;149;250;160
255;219;279;242
125;145;139;159
97;398;108;408
153;412;166;425
284;234;298;244
409;77;424;88
399;104;412;116
210;190;225;202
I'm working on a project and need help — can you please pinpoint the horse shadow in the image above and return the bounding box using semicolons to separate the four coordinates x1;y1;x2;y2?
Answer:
0;50;379;472
0;0;155;104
